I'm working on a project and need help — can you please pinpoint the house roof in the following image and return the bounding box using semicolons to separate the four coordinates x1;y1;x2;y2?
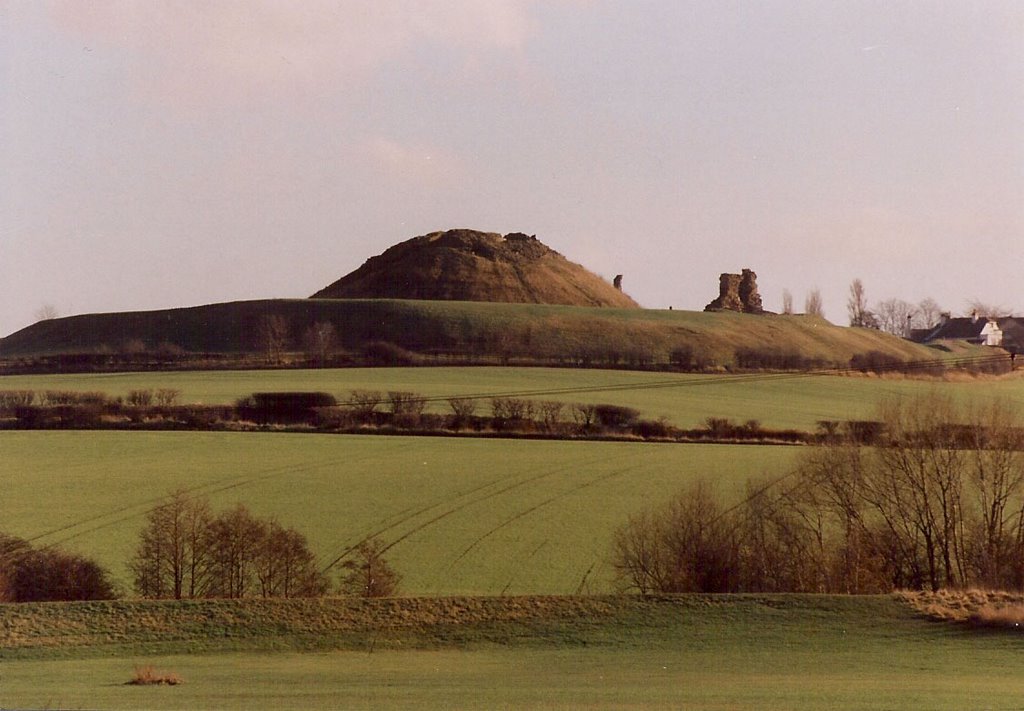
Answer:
917;316;1024;350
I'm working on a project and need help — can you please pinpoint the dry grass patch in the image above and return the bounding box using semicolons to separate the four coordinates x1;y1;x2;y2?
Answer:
126;665;182;685
897;589;1024;629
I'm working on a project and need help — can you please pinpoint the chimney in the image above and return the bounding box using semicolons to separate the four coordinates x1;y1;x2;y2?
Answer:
613;275;623;291
971;309;979;324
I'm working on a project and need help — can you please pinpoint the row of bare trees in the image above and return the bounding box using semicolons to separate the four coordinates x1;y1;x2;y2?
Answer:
614;394;1024;593
130;491;329;600
130;490;400;600
847;278;1012;336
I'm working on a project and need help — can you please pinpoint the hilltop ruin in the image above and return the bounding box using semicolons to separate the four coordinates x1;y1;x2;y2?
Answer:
704;269;764;314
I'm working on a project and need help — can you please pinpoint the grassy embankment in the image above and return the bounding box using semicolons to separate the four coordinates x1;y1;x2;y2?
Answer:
0;298;949;368
2;595;1024;710
3;365;1023;430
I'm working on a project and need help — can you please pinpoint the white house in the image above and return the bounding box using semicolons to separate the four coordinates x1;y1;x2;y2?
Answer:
980;319;1003;347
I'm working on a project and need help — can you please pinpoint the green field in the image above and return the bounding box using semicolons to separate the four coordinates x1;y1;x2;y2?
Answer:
3;366;1023;429
2;595;1023;710
1;431;802;595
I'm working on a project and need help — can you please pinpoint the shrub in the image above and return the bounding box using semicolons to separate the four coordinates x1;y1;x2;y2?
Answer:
127;389;155;407
491;397;534;430
348;390;383;422
594;404;640;430
363;341;419;365
155;388;182;406
735;347;823;371
0;390;35;408
388;391;426;417
447;397;478;430
127;666;183;686
536;401;565;431
237;392;337;424
4;542;116;602
633;418;670;439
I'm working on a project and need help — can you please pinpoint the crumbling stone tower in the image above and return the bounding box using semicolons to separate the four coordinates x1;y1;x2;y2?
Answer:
704;268;764;313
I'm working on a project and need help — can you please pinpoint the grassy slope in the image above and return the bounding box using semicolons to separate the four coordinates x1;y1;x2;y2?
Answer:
4;366;1024;429
1;432;800;594
2;595;1024;710
0;298;946;367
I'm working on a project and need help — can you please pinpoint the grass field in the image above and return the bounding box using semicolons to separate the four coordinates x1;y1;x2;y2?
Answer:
2;595;1024;709
3;366;1023;430
1;431;801;595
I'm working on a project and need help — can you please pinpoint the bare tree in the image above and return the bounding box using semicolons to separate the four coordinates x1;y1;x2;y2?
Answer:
781;289;793;315
257;315;291;364
130;489;214;600
847;279;870;327
338;538;400;597
303;322;337;366
874;298;917;337
966;301;1013;319
916;298;942;329
34;304;59;322
613;480;739;594
804;289;824;318
253;520;330;598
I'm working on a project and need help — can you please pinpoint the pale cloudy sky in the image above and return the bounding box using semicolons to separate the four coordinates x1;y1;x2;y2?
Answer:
1;1;1021;337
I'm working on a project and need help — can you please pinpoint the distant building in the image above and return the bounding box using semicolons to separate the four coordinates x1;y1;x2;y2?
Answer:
911;314;1023;352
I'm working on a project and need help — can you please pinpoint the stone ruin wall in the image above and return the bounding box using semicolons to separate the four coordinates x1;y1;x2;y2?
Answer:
704;268;763;314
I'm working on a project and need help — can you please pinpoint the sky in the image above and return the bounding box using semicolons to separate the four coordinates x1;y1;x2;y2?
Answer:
1;0;1021;338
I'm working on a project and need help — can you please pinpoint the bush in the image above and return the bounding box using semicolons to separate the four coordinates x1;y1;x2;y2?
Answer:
0;390;35;408
594;404;640;430
447;397;478;430
362;341;419;365
127;389;154;407
348;390;383;423
633;418;670;439
735;347;823;371
0;533;116;602
491;398;534;430
237;392;337;424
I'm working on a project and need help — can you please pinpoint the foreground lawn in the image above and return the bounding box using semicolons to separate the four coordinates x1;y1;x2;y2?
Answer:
2;595;1023;710
1;431;799;594
3;366;1023;429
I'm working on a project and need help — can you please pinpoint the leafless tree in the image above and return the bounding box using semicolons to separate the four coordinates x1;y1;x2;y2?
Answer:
804;289;824;318
133;493;327;600
965;301;1013;319
338;538;401;598
781;289;793;315
873;298;917;337
917;298;942;329
253;520;330;598
303;322;337;366
847;279;870;327
257;315;291;364
34;304;59;322
130;489;214;600
612;480;739;593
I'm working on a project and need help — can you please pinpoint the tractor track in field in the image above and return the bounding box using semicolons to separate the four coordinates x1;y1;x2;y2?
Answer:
449;462;642;567
465;463;642;593
319;450;629;573
31;451;378;550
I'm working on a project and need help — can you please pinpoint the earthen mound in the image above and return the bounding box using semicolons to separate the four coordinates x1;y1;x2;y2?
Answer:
311;229;639;308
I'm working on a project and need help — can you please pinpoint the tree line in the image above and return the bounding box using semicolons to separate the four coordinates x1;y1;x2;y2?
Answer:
614;394;1024;594
0;490;399;603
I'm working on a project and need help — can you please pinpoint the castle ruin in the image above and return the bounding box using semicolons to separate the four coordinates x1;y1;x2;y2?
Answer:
704;269;763;314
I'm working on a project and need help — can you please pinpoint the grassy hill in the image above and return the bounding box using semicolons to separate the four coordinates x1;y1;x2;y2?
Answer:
0;297;948;370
